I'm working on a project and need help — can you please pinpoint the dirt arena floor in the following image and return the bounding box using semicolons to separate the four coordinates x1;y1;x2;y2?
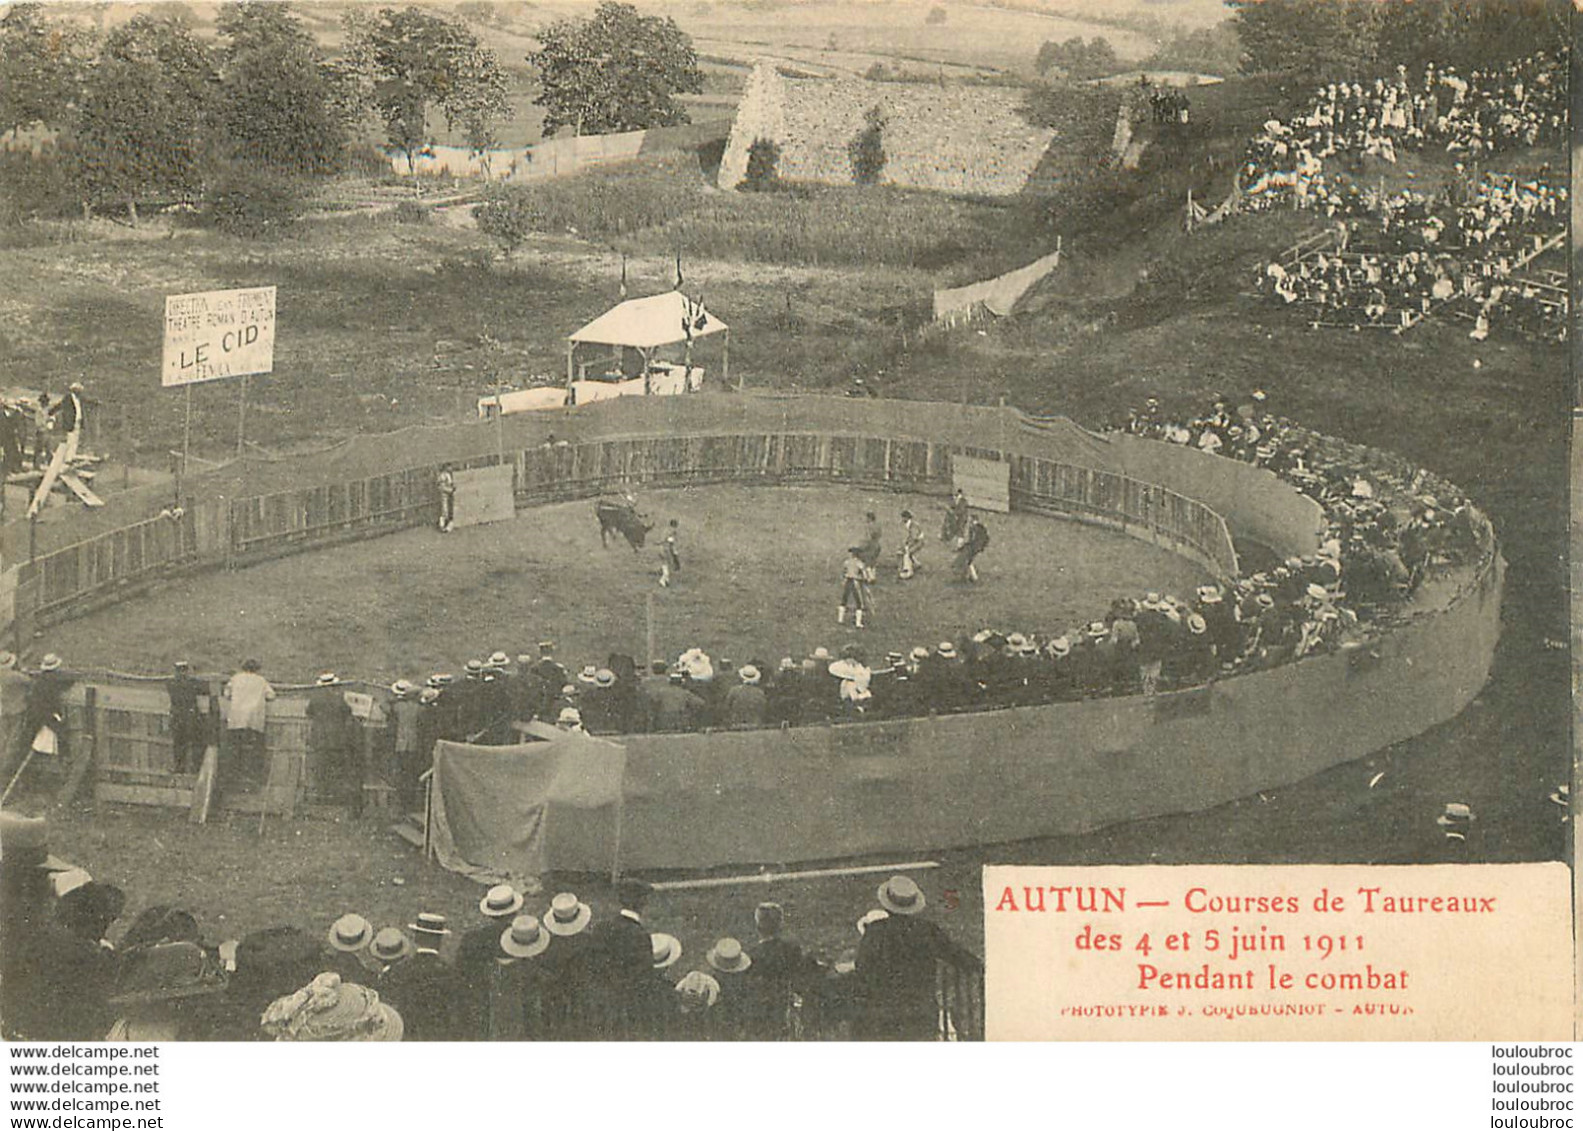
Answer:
41;483;1210;682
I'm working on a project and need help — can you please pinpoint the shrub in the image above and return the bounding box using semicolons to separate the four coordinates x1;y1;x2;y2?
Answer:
203;165;306;238
393;200;429;225
475;188;542;255
848;105;886;186
737;138;782;193
0;148;80;226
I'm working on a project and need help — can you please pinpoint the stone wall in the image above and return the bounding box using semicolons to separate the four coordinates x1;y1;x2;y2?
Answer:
719;62;1056;197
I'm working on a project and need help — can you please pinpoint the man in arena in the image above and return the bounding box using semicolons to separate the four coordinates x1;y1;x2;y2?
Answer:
659;519;681;588
857;511;883;581
436;464;456;534
838;546;873;629
953;513;990;583
897;509;924;580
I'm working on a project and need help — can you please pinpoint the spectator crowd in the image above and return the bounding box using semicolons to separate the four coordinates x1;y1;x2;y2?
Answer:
0;810;978;1043
1232;53;1567;341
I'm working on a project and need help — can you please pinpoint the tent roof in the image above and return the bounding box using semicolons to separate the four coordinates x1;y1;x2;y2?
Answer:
568;291;727;350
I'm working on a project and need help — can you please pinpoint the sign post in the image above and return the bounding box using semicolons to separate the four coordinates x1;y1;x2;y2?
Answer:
162;286;277;498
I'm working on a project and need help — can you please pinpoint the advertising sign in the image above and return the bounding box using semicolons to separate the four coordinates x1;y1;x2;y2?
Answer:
161;286;277;387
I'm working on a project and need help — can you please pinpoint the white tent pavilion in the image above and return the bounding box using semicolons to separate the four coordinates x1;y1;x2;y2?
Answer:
565;291;729;395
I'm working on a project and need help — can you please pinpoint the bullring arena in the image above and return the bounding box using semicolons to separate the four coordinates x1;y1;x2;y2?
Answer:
3;392;1501;870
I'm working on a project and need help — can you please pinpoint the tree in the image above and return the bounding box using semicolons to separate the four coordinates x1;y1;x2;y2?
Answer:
69;15;218;217
474;186;542;256
737;136;781;192
1035;36;1118;81
1227;0;1377;77
345;6;512;176
215;2;347;176
848;104;886;186
443;43;512;161
528;1;703;137
0;4;94;138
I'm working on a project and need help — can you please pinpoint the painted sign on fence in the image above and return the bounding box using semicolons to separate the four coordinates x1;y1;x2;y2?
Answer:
162;286;277;387
953;455;1010;513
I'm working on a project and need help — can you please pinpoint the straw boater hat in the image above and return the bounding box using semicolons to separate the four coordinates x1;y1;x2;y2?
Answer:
856;908;890;936
1047;636;1072;658
499;915;551;959
557;707;582;727
810;647;831;662
594;669;615;688
39;654;61;672
390;679;414;699
409;912;451;953
427;673;453;688
778;657;796;673
706;937;752;975
675;970;720;1013
544;892;591;936
578;665;599;684
1305;583;1329;601
488;652;510;668
479;884;524;919
909;646;930;662
516;654;534;667
464;659;485;677
316;673;338;687
418;688;440;705
327;913;373;953
369;928;413;965
261;973;403;1042
877;875;926;916
1187;614;1207;635
936;642;957;659
649;932;683;970
738;665;761;685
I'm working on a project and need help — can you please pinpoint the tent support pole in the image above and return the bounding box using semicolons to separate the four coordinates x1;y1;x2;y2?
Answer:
725;329;734;391
565;339;574;390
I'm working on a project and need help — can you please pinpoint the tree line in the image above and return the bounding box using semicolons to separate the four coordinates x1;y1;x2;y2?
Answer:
0;1;702;232
1228;0;1568;79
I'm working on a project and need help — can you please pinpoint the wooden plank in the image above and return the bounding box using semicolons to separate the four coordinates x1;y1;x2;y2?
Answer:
96;782;192;807
188;745;217;824
59;472;105;508
54;739;93;809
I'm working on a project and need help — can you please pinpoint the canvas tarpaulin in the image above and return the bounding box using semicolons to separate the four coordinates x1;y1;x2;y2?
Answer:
429;734;626;882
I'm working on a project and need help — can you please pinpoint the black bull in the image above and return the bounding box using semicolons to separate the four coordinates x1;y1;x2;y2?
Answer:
595;500;654;551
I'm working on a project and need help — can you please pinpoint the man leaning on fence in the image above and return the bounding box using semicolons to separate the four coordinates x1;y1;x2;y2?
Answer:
222;659;274;800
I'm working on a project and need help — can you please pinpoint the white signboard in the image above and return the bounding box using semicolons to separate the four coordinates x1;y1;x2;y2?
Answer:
161;286;277;387
953;454;1011;514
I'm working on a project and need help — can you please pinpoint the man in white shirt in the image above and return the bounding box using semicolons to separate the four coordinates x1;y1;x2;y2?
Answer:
222;658;275;797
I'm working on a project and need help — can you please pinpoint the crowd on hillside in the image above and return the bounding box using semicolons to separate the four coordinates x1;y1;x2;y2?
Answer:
0;812;973;1042
1233;54;1567;342
1241;53;1563;200
1254;171;1566;339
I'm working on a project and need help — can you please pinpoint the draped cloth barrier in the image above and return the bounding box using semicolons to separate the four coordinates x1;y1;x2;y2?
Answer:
429;735;626;881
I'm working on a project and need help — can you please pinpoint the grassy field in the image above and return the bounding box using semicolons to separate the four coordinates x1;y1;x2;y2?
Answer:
39;483;1209;681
